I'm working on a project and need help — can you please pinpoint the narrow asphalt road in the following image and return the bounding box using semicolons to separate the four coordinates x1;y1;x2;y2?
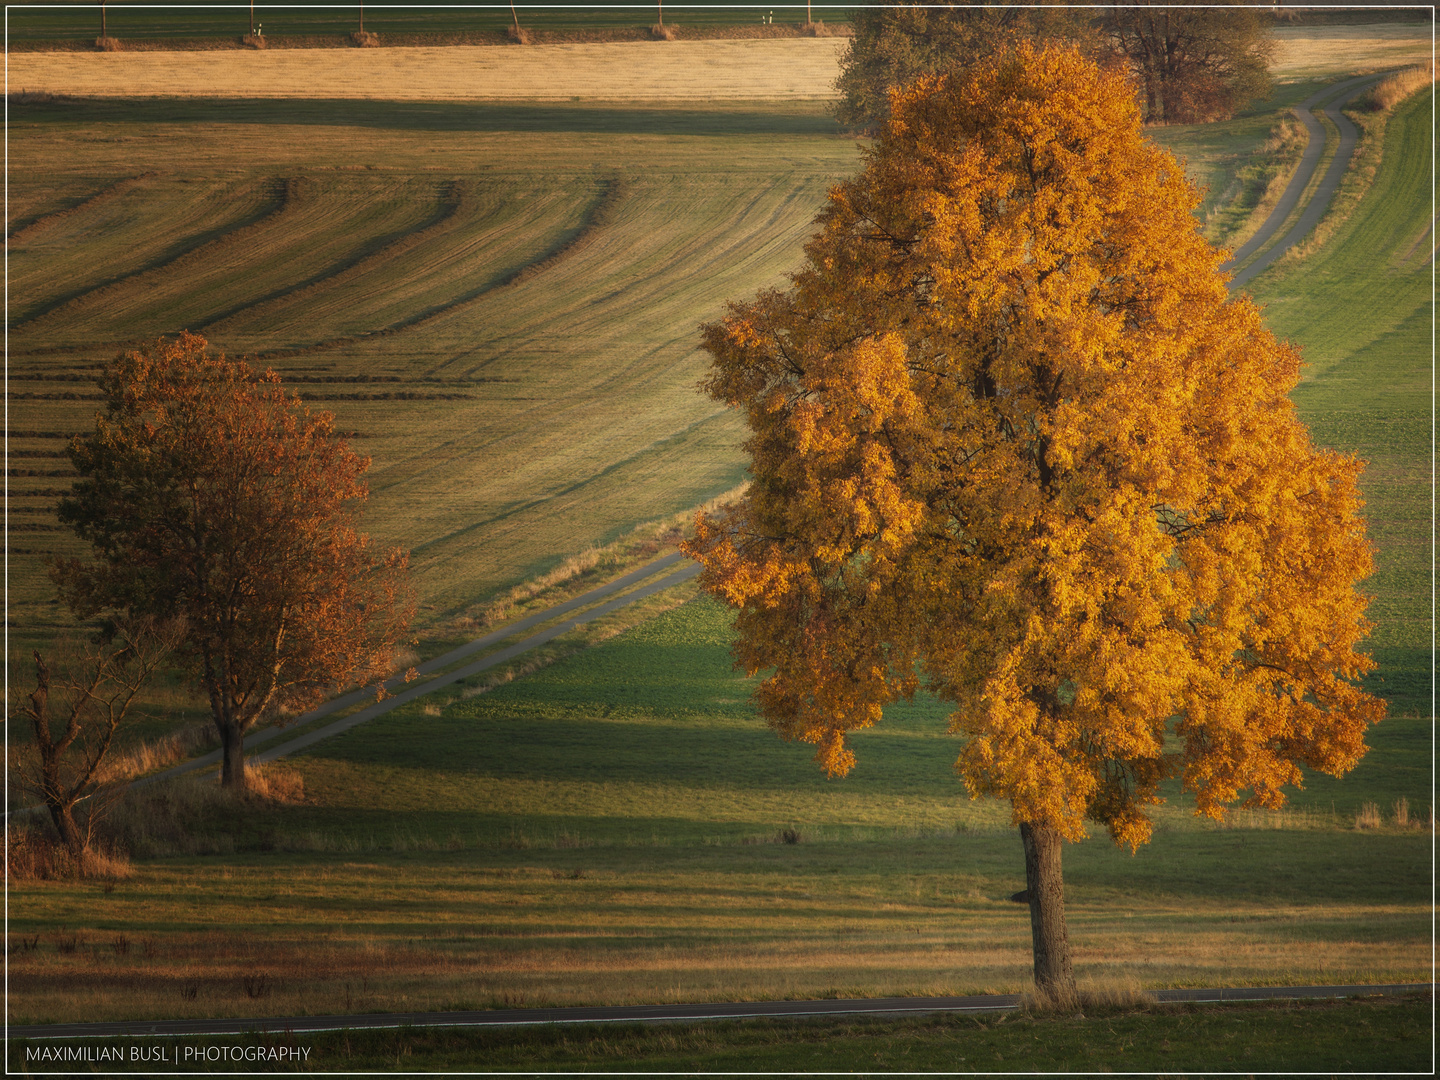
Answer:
135;551;697;781
1224;72;1385;289
9;984;1431;1040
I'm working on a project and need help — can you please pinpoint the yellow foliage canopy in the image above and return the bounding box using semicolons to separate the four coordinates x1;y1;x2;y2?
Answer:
684;44;1384;850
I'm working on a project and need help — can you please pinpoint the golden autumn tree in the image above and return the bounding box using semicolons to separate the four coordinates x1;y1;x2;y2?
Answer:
683;44;1383;997
54;334;413;790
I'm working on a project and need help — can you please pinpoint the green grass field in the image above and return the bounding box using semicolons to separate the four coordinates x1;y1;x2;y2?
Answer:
5;1;856;45
8;996;1431;1073
8;597;1430;1026
6;48;1433;1070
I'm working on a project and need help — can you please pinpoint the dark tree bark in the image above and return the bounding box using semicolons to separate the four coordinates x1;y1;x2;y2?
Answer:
1020;822;1076;998
220;723;247;790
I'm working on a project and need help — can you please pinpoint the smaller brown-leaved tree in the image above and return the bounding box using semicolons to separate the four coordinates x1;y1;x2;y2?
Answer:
13;617;179;859
54;334;413;790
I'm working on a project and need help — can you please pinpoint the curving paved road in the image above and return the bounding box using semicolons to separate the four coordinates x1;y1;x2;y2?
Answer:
130;551;698;782
9;983;1431;1040
1224;72;1385;289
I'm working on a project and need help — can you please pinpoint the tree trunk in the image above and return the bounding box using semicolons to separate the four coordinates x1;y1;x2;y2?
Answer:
1020;822;1075;999
48;801;86;859
220;723;248;790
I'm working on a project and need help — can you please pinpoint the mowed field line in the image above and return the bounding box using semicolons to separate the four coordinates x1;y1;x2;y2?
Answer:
246;176;623;358
7;173;282;330
12;177;592;352
324;173;833;615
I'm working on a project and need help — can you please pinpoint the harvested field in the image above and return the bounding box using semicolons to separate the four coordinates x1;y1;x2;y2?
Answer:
5;96;854;647
6;39;849;101
1271;25;1431;80
7;25;1431;104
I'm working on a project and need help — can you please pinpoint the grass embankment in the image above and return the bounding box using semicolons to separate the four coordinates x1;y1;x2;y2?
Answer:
9;997;1431;1072
1251;86;1433;720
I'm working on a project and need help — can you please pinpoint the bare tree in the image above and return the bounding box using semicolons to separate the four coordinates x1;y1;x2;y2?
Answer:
13;618;179;859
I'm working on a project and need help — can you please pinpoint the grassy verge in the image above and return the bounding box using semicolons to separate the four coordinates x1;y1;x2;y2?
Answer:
1250;86;1432;720
8;996;1430;1072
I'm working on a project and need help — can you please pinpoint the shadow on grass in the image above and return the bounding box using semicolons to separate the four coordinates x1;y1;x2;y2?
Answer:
8;97;846;137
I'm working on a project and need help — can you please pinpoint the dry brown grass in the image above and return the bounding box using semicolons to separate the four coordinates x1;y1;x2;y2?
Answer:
1021;977;1158;1016
6;821;132;881
1360;63;1436;112
6;39;851;101
93;721;217;784
1354;801;1383;829
101;764;305;857
650;24;677;42
94;36;122;52
1271;25;1431;80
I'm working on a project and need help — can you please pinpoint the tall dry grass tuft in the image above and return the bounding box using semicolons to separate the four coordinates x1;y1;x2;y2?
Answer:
1362;64;1435;112
1021;978;1157;1016
94;722;218;784
241;32;266;49
1354;801;1382;829
802;20;830;37
506;24;532;44
94;36;122;51
1392;797;1410;828
651;23;677;41
103;764;304;857
6;821;132;881
350;30;379;47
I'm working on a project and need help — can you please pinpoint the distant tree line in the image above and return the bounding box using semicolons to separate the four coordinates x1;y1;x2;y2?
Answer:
835;0;1276;129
